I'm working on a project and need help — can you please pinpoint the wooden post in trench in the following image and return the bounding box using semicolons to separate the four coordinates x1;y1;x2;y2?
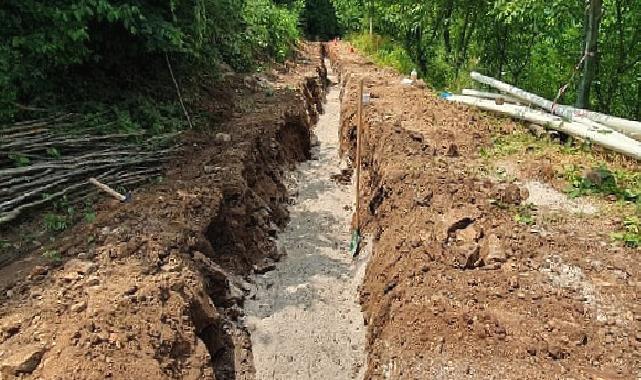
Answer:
355;78;364;232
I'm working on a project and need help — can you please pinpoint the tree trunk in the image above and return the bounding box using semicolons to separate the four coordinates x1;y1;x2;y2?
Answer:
442;0;455;55
454;10;472;77
576;0;603;109
369;0;373;35
634;80;641;121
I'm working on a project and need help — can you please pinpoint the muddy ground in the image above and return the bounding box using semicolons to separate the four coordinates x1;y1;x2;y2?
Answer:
329;42;640;379
0;44;328;379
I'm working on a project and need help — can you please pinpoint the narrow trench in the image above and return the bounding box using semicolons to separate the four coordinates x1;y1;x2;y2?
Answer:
242;58;368;379
185;50;348;379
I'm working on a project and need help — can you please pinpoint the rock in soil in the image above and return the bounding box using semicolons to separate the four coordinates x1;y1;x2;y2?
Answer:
0;345;46;376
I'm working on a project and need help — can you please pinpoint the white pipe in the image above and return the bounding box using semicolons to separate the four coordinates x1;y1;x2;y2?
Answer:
461;89;523;104
470;72;641;140
446;95;641;160
576;109;641;139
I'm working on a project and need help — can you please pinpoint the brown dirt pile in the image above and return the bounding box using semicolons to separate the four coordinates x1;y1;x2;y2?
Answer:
328;41;640;379
0;44;328;379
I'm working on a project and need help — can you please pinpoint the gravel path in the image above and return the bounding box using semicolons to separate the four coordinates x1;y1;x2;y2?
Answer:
244;62;367;380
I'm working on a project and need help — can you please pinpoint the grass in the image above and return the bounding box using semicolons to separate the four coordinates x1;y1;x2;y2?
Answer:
514;203;537;225
348;33;415;76
611;216;641;247
42;249;62;262
480;130;589;160
480;125;641;247
563;164;641;201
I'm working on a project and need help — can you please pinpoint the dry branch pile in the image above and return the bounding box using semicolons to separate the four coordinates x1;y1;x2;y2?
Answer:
0;114;180;224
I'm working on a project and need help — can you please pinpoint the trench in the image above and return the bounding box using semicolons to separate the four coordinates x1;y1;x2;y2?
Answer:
181;46;370;379
196;113;322;377
196;110;318;379
241;59;369;379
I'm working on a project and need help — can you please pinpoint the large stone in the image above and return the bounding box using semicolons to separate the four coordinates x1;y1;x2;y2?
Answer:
64;259;97;276
456;225;480;244
498;183;528;205
435;206;480;243
459;244;481;269
29;266;49;277
0;345;46;376
480;234;506;265
0;316;21;343
70;301;87;313
215;133;232;143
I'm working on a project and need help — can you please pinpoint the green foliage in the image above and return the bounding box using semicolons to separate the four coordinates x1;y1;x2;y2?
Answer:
84;211;97;223
43;212;71;232
82;198;97;223
244;0;302;63
302;0;341;40
350;33;414;75
1;0;303;125
46;147;61;159
41;195;77;232
514;203;536;225
329;0;363;32
564;164;641;201
611;216;641;247
42;249;63;262
8;153;31;167
331;0;641;120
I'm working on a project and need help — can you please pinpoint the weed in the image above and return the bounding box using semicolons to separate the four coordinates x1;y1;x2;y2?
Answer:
82;199;96;224
349;33;415;75
564;164;641;201
481;132;544;159
9;153;30;167
43;213;69;232
42;249;62;262
514;203;536;225
46;147;61;158
84;211;96;223
611;216;641;247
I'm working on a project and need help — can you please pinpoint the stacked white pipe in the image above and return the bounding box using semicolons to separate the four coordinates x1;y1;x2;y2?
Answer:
443;72;641;160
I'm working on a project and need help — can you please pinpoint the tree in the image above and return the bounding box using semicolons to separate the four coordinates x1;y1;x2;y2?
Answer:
331;0;640;120
576;0;603;109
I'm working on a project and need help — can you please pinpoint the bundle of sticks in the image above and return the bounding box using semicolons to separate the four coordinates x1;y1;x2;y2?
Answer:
0;114;180;224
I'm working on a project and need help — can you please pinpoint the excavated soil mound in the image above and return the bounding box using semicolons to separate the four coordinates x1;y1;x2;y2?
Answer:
329;41;640;379
0;44;328;379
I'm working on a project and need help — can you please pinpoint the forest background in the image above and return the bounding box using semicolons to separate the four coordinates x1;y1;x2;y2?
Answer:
1;0;639;130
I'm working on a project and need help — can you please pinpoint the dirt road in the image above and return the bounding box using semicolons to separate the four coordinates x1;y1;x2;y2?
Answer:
245;60;367;380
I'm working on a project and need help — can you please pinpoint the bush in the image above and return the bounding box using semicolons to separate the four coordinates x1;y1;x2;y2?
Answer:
244;0;302;63
302;0;341;40
0;0;302;125
349;33;414;75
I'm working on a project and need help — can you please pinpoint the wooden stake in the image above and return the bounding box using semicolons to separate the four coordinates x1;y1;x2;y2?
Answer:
355;78;364;230
89;178;127;202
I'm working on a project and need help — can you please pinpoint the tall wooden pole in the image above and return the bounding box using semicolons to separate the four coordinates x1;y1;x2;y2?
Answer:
355;78;364;231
